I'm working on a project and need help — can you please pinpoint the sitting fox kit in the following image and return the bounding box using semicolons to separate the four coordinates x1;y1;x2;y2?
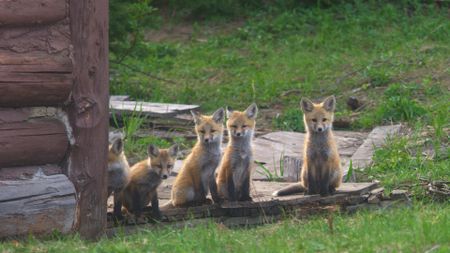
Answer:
216;103;258;202
108;134;130;220
169;108;225;207
122;144;178;220
273;96;342;197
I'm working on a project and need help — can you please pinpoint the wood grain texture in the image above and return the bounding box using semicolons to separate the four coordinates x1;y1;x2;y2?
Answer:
110;100;199;118
0;0;67;26
0;164;62;180
67;0;109;239
0;172;76;238
0;50;72;107
0;119;69;167
0;22;70;54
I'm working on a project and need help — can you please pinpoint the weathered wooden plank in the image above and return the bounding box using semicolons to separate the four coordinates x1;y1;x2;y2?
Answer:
0;50;72;107
0;172;76;238
0;119;68;167
347;125;402;169
0;0;67;27
68;0;109;240
110;100;199;118
0;164;62;180
110;95;130;102
0;22;70;54
108;179;378;224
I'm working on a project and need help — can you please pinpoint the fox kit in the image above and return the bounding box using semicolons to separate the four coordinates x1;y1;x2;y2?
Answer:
216;103;258;202
168;108;225;207
108;133;130;220
273;95;342;197
122;144;178;220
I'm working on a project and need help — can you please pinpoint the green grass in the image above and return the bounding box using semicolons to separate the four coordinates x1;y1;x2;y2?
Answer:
111;1;449;131
3;1;449;251
2;203;449;252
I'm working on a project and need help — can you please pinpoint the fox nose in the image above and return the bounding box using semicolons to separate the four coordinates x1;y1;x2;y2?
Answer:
204;138;210;143
162;174;168;179
236;132;242;137
317;127;323;132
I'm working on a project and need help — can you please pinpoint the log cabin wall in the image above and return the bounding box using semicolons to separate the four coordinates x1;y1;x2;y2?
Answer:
0;0;109;239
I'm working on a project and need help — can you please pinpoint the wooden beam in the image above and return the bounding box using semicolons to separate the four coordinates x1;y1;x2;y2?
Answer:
110;100;199;118
0;0;67;27
0;51;72;107
0;119;68;167
68;0;109;240
0;172;76;239
0;164;62;180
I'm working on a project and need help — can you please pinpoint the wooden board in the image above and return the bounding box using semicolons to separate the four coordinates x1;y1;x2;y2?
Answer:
0;50;72;107
348;125;402;170
0;0;67;26
0;164;62;180
67;0;109;240
0;119;69;167
110;100;199;118
0;172;76;239
107;181;377;225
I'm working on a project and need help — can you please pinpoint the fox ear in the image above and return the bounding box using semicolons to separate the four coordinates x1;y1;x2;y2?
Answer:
300;98;314;112
168;144;179;157
226;106;233;118
212;107;225;123
111;137;123;155
190;110;202;124
245;103;258;119
322;95;336;112
148;144;159;158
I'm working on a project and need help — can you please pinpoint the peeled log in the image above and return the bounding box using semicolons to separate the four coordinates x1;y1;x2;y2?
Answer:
0;172;76;238
0;0;67;27
0;119;68;167
0;50;72;107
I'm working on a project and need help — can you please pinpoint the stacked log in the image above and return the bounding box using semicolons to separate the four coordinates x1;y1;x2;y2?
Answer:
0;0;76;239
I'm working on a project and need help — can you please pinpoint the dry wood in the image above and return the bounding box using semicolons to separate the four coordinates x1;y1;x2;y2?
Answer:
0;0;67;26
0;23;70;54
110;100;199;118
0;51;72;107
0;119;68;167
108;182;378;225
0;171;76;239
0;164;62;180
67;0;109;239
282;155;302;182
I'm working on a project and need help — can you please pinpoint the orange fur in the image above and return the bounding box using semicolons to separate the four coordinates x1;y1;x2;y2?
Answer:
122;145;178;220
273;96;342;196
216;103;258;201
169;108;225;207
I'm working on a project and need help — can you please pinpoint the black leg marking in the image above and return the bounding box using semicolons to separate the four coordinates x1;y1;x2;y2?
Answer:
228;178;238;201
151;193;162;220
132;189;142;218
113;192;124;221
209;178;222;204
239;175;252;201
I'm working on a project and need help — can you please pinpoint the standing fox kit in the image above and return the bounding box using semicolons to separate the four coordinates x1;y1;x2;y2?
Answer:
122;144;178;220
169;108;225;207
273;96;342;197
108;133;130;220
216;103;258;202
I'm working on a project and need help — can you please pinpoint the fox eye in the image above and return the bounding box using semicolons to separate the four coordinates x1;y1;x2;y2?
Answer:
211;130;216;133
167;165;173;169
322;118;327;122
242;125;248;128
312;119;317;123
231;125;237;128
199;130;205;134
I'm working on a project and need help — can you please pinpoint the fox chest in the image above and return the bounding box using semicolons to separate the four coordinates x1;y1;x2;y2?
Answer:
230;151;253;185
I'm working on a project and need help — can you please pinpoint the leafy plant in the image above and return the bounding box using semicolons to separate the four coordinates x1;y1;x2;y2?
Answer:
274;108;305;132
256;152;285;181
